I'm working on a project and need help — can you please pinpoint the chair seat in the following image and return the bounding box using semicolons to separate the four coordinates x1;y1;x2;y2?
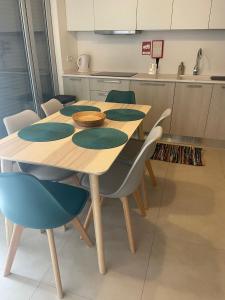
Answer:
41;180;89;217
118;138;144;164
81;161;131;198
19;163;74;181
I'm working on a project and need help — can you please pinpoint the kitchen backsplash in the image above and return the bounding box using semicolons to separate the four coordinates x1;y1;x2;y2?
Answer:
74;30;225;75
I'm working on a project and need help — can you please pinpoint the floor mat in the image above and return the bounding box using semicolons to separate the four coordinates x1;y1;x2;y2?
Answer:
151;143;203;166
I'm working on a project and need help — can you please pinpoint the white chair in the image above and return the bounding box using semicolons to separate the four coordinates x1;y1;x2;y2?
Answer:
80;127;163;253
41;99;64;116
118;108;172;188
3;110;74;181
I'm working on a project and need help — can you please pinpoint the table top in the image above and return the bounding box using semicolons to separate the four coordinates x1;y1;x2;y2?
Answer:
0;101;151;175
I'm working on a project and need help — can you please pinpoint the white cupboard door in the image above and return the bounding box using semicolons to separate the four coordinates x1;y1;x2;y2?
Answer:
137;0;173;30
66;0;94;31
131;81;175;133
170;83;212;137
90;91;108;101
205;85;225;140
209;0;225;29
94;0;137;30
63;77;90;100
171;0;211;29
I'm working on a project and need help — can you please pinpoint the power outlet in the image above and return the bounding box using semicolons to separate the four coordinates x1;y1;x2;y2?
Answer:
66;55;73;62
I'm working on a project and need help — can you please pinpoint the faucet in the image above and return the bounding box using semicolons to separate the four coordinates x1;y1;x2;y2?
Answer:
193;48;203;75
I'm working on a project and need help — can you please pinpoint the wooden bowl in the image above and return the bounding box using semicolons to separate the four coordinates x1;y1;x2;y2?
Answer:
72;111;106;127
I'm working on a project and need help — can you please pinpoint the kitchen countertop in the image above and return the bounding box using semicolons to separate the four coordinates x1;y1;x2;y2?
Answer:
63;71;225;85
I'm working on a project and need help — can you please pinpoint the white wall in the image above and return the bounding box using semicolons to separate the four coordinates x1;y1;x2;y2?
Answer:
75;30;225;75
50;0;77;92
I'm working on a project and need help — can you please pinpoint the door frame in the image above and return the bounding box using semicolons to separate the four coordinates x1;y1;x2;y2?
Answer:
19;0;59;116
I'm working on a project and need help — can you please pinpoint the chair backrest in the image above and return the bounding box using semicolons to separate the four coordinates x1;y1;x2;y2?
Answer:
112;126;163;198
41;99;63;116
3;110;40;135
105;90;136;104
0;173;75;229
153;108;172;129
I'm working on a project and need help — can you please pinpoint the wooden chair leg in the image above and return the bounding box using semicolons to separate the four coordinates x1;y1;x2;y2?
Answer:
120;197;136;254
82;197;103;235
84;203;93;230
46;229;63;299
5;218;14;247
145;160;157;187
71;218;93;247
133;189;146;217
4;225;23;276
141;174;149;210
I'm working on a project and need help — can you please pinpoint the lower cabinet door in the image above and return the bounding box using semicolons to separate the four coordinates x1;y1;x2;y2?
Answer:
170;83;213;137
131;81;175;133
90;90;108;101
63;77;90;100
205;84;225;140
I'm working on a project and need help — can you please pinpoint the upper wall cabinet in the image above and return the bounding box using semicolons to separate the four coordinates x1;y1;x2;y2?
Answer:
171;0;211;29
209;0;225;29
66;0;94;31
137;0;173;30
94;0;137;30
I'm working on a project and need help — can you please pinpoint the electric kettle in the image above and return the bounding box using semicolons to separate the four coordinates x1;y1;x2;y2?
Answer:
77;54;90;72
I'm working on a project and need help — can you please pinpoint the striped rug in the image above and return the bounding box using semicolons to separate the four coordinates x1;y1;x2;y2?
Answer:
151;143;203;166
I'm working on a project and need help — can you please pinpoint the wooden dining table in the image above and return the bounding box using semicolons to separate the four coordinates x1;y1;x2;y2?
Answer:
0;100;151;274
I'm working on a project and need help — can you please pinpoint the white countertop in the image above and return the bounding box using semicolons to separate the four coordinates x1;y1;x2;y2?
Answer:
63;71;225;85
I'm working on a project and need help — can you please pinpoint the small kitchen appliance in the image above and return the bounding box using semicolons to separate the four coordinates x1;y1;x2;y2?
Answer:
77;54;90;72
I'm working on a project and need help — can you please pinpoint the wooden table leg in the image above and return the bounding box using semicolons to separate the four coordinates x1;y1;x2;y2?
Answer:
1;159;14;246
89;174;106;274
137;123;145;141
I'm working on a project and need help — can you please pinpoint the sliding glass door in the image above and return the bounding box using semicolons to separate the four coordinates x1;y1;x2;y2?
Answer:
0;0;35;137
0;0;58;138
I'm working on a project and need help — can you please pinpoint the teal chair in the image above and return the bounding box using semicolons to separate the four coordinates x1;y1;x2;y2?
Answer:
105;90;136;104
0;173;92;299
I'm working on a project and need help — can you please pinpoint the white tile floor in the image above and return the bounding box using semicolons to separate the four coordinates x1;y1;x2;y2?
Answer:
1;148;225;300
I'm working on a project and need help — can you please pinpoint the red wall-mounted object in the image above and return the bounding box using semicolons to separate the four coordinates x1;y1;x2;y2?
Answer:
151;40;164;59
142;41;151;55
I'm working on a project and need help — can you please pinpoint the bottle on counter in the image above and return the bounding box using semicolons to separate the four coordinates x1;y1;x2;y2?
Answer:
177;62;185;78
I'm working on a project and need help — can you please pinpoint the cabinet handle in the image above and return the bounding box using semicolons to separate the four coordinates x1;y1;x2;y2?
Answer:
69;78;81;81
140;82;166;86
186;84;202;88
98;79;121;84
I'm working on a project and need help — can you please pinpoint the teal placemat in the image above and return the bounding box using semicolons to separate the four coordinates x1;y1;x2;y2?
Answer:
72;128;128;149
18;122;75;142
104;108;145;121
60;105;101;116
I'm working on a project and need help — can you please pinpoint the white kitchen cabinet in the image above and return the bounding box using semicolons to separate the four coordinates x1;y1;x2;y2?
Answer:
137;0;173;30
90;90;109;101
89;78;130;92
94;0;137;30
63;77;90;100
209;0;225;29
170;83;213;137
205;84;225;140
65;0;94;31
130;81;175;133
89;78;130;101
171;0;211;29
